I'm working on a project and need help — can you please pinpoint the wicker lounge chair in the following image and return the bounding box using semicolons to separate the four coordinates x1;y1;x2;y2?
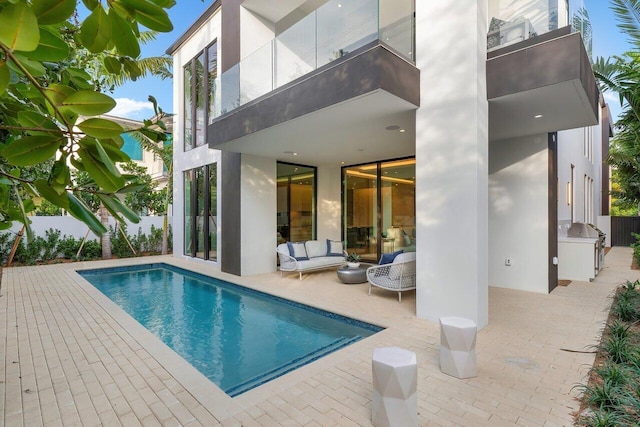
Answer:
366;252;416;302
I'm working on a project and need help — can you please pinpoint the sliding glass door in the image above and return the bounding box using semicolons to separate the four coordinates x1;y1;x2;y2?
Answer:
343;158;415;262
277;162;316;244
184;164;218;261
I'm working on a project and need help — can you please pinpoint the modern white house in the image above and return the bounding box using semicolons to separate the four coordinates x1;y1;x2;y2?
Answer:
167;0;609;328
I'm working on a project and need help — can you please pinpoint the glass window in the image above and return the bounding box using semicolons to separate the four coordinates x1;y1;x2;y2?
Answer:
343;158;415;262
209;164;217;261
184;171;193;255
277;163;316;244
195;53;206;147
343;163;378;260
207;42;219;123
184;64;193;151
121;133;143;161
184;164;218;261
195;167;205;259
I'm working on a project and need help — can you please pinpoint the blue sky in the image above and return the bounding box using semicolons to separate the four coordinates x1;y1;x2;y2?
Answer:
110;1;213;119
110;1;632;120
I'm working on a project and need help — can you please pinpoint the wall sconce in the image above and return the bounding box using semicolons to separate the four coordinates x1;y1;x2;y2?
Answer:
566;182;572;205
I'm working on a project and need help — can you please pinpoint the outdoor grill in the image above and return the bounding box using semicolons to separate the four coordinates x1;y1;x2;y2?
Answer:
566;222;606;275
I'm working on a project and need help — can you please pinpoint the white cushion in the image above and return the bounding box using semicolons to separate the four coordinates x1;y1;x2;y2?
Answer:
327;239;343;256
287;242;308;260
305;240;327;258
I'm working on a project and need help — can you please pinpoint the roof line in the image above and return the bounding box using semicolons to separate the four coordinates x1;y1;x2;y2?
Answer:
166;1;221;55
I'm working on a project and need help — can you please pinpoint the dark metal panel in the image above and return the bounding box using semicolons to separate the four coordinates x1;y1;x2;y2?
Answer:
601;104;611;216
221;151;242;275
548;133;558;293
487;32;599;120
208;44;419;148
611;217;640;247
221;0;241;73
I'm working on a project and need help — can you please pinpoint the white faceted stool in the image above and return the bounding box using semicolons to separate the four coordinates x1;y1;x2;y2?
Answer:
372;347;417;427
439;316;477;379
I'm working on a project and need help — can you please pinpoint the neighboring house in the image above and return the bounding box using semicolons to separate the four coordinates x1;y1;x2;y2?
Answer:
167;0;607;328
103;115;172;190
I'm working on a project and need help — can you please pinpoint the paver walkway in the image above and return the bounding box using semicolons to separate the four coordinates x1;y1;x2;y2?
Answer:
0;248;635;426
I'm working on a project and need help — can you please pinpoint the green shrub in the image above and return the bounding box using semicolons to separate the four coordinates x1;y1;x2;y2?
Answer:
78;240;101;260
57;235;81;259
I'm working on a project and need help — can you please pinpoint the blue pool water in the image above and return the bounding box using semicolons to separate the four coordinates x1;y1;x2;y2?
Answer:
79;263;381;396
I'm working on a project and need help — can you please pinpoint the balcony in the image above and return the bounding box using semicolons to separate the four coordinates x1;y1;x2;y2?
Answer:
207;0;417;154
487;0;598;140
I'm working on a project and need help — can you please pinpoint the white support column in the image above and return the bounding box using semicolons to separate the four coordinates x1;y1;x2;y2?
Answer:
415;1;489;328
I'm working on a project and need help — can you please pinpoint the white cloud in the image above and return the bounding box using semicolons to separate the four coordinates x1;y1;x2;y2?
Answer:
110;98;154;119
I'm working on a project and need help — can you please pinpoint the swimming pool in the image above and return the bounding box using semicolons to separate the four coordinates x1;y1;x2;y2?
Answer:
79;263;381;396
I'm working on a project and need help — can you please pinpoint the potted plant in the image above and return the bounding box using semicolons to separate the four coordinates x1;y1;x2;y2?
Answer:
346;253;361;268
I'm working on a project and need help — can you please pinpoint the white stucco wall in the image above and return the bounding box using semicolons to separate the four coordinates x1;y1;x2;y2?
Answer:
316;166;342;242
415;0;489;328
171;10;222;264
9;216;167;242
557;124;601;235
489;134;549;293
240;155;277;275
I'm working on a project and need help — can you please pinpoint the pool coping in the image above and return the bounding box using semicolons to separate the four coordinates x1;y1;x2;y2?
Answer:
69;256;393;419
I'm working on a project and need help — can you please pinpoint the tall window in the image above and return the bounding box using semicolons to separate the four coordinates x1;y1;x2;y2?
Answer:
184;41;217;151
343;158;415;262
277;163;316;243
184;164;217;261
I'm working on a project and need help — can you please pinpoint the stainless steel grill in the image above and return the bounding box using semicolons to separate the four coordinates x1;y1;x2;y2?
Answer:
566;222;606;275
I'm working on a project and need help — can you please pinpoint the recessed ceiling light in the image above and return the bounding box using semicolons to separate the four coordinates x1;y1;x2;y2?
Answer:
399;129;406;133
534;114;543;119
293;152;298;156
341;161;345;165
385;125;400;131
338;3;342;7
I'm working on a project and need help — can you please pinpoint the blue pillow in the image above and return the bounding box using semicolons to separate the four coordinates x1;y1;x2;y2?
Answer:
379;249;404;265
287;241;309;261
326;239;343;257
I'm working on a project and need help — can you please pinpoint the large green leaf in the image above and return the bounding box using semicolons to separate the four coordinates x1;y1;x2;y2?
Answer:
17;111;63;137
98;193;140;223
60;90;116;115
100;137;130;162
2;136;61;166
82;0;99;11
67;192;106;235
34;179;70;209
0;3;40;52
118;0;173;32
109;10;140;58
78;118;124;138
80;5;112;53
18;27;69;61
32;0;76;25
8;54;46;77
0;60;9;95
103;56;122;74
77;145;124;192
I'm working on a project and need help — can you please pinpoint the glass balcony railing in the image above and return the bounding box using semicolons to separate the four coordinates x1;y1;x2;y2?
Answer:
215;0;415;118
487;0;591;57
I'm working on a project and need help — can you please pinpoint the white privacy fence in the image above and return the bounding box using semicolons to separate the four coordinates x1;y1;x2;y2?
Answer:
8;216;170;241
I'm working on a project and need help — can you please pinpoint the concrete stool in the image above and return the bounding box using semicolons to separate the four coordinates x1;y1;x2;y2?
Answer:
439;316;477;379
372;347;417;427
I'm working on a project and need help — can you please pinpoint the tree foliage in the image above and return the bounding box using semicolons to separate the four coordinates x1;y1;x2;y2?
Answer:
594;0;640;214
0;0;175;239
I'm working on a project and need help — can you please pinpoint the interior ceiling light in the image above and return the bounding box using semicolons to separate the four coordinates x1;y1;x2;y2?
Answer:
359;159;416;171
346;170;414;185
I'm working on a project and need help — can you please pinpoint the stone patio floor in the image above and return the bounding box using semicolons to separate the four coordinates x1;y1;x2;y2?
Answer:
1;247;636;426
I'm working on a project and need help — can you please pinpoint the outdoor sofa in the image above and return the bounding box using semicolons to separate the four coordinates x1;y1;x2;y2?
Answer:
277;239;346;280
